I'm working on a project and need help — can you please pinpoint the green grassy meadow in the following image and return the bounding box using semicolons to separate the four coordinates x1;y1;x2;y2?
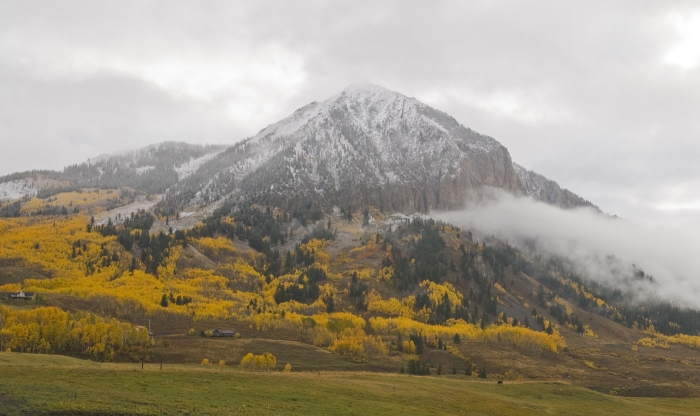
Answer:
0;353;699;415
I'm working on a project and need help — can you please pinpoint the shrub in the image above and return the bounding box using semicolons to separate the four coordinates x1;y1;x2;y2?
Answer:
201;358;210;365
284;363;292;372
504;370;524;381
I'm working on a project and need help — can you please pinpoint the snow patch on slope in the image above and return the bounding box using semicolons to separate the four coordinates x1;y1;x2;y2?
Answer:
0;179;37;201
136;166;155;174
175;151;225;179
94;196;161;226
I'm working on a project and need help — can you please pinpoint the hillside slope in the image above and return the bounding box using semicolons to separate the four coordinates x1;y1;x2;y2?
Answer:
1;205;700;396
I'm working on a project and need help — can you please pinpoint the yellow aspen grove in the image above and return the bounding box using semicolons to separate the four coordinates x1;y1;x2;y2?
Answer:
194;237;236;262
0;306;150;360
638;332;700;350
369;316;564;353
239;352;277;370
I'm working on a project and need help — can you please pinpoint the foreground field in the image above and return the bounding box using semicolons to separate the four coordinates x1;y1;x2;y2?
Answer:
0;353;699;415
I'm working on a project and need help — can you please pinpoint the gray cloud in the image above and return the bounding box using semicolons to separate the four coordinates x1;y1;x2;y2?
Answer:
0;60;242;173
0;1;699;226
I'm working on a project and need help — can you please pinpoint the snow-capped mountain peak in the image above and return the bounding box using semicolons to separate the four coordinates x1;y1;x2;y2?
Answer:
150;84;595;214
1;84;597;215
184;84;522;213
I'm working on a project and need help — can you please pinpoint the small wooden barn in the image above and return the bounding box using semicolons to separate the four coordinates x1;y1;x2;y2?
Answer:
211;329;234;337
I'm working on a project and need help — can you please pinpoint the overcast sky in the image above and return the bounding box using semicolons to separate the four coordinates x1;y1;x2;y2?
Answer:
1;1;699;225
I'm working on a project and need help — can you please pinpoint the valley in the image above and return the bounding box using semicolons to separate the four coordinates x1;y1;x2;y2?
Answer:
1;84;699;414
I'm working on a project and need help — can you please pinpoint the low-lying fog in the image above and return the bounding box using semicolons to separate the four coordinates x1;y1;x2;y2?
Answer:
432;188;700;309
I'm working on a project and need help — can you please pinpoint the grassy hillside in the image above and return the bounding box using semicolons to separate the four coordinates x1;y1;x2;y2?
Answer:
2;199;700;399
1;352;699;415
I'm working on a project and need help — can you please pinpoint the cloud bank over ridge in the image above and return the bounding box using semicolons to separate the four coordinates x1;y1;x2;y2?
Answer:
433;189;700;309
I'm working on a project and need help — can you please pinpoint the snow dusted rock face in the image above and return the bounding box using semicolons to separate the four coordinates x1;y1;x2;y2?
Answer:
220;84;523;213
513;163;598;210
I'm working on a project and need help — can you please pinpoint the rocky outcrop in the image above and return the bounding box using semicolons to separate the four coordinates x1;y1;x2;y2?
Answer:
514;163;598;210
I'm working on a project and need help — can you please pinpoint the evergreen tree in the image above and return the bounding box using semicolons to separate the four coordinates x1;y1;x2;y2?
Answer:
537;285;546;307
325;294;335;313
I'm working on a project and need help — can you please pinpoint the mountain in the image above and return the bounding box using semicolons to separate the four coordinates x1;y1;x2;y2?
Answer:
157;84;595;214
0;142;226;201
0;84;597;216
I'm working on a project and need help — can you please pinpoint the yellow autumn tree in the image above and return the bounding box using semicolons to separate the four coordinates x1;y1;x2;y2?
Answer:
402;340;416;354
